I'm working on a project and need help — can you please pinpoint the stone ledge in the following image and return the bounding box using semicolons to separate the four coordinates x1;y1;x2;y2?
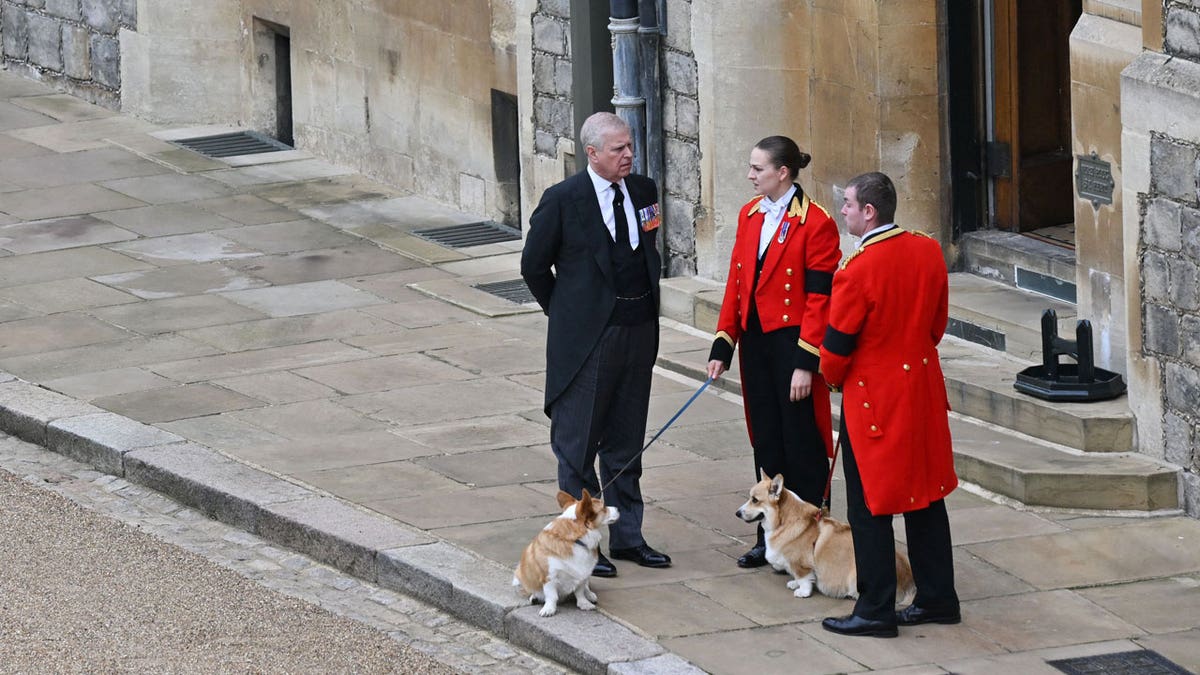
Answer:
505;605;664;675
258;496;435;583
0;380;103;447
47;411;186;476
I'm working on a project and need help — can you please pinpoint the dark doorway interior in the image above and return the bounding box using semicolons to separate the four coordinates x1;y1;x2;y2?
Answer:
274;30;293;147
491;89;521;230
947;0;1083;236
569;0;615;173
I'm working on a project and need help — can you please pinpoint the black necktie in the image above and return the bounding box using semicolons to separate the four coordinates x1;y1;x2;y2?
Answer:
611;182;630;250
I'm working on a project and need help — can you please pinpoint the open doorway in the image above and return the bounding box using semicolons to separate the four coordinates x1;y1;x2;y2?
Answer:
948;0;1083;242
251;18;294;148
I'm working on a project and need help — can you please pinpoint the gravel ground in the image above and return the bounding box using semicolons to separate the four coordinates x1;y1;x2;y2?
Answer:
0;468;459;674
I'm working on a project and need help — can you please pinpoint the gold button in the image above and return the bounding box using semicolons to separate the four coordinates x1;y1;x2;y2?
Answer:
784;298;791;306
737;263;742;270
784;283;791;291
923;357;929;364
903;364;911;371
786;268;793;276
870;424;878;431
782;314;790;322
910;497;915;503
736;278;740;285
857;381;865;387
863;402;870;409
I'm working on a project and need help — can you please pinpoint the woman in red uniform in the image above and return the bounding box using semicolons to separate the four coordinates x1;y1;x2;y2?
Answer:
706;136;841;568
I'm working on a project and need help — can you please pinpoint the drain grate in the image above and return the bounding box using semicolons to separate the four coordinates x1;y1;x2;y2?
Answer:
413;221;520;249
172;131;293;158
1047;649;1190;674
475;278;536;305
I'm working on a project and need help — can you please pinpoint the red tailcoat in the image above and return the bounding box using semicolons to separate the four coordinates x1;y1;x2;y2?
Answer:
713;190;840;458
820;228;958;515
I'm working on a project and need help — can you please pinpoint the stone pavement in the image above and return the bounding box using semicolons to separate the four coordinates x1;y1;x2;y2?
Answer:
1;69;1199;674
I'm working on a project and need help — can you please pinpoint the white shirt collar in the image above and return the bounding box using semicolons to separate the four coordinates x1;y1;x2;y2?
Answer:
587;165;623;196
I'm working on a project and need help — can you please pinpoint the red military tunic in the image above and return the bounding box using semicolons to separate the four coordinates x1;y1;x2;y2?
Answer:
819;227;958;515
711;189;841;458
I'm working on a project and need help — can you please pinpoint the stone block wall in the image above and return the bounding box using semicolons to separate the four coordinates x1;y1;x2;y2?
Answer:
0;0;134;108
1122;3;1200;514
531;0;571;158
662;0;699;276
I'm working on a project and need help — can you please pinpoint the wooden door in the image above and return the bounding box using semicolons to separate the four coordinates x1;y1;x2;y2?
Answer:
991;0;1082;232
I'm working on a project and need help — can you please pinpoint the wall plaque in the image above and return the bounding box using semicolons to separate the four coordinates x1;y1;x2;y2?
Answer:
1076;152;1114;207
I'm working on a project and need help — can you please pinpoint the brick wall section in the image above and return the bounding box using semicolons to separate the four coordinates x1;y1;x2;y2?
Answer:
531;0;572;157
661;0;699;276
0;0;134;109
1140;127;1200;505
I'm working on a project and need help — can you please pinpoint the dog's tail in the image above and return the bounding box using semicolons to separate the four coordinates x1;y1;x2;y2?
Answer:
895;552;917;606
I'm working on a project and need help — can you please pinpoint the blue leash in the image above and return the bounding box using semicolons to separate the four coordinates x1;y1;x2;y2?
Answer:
600;376;713;493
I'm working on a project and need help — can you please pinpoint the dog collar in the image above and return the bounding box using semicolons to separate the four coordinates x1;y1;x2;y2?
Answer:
574;538;589;548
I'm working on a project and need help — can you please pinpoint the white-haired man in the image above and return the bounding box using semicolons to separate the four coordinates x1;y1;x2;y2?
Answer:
521;112;670;577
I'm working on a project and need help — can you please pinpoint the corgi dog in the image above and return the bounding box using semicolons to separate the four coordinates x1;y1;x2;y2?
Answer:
736;472;915;603
513;489;619;617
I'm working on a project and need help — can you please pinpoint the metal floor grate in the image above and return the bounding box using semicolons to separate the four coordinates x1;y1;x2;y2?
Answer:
1048;649;1190;674
413;221;520;249
172;131;293;158
475;278;536;305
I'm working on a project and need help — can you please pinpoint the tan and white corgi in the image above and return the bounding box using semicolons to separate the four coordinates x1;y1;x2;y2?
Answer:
513;489;619;617
736;473;915;603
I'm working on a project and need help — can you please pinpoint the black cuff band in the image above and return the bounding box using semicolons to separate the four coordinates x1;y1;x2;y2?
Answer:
793;348;819;372
709;338;734;366
823;326;858;356
805;269;833;296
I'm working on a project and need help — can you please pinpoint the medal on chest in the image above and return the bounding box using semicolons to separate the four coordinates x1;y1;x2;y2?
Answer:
777;219;791;245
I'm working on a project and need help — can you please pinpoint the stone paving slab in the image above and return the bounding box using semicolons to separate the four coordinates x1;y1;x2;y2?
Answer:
0;214;138;254
0;183;146;220
217;219;360;253
0;146;168;189
0;334;219;382
43;366;175;401
219;280;389;317
0;277;138;314
109;231;263;266
92;382;265;423
94;204;244;237
100;173;235;204
235;430;439;474
0;100;58;130
9;93;114;122
7;115;160;153
0;134;55;160
0;246;151;288
178;308;398;353
93;262;273;299
0;313;129;359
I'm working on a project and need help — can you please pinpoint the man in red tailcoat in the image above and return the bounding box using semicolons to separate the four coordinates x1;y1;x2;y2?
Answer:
819;172;961;638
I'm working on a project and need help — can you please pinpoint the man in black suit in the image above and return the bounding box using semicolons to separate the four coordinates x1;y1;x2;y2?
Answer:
521;112;671;577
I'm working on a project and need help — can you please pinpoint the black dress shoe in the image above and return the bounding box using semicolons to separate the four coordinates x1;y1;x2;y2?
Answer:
592;553;617;578
895;604;961;626
736;544;767;568
821;614;898;638
610;544;672;568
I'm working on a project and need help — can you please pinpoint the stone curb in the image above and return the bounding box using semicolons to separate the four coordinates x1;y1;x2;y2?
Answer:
0;378;703;674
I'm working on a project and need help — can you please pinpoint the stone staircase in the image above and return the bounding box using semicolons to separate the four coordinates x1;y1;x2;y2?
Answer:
658;259;1181;513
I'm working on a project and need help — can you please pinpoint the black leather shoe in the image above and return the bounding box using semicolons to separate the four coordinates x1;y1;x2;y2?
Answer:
592;553;617;578
610;544;672;568
895;604;961;626
821;614;899;638
736;544;767;568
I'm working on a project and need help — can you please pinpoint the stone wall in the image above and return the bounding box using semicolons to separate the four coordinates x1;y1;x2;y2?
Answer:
0;0;134;108
661;0;699;276
1122;2;1200;513
530;0;571;158
122;0;519;226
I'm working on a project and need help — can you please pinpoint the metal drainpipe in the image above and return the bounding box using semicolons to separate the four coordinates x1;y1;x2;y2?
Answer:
637;0;666;276
610;0;645;175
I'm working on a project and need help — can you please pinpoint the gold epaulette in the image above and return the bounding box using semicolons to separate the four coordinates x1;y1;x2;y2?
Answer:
910;229;934;239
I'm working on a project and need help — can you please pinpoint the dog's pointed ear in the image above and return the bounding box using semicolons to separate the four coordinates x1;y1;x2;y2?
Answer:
769;474;785;499
556;490;575;509
580;488;592;501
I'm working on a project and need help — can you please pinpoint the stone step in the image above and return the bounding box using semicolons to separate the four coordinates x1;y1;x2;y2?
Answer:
656;276;1177;512
960;230;1077;302
655;344;1178;512
947;272;1077;362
